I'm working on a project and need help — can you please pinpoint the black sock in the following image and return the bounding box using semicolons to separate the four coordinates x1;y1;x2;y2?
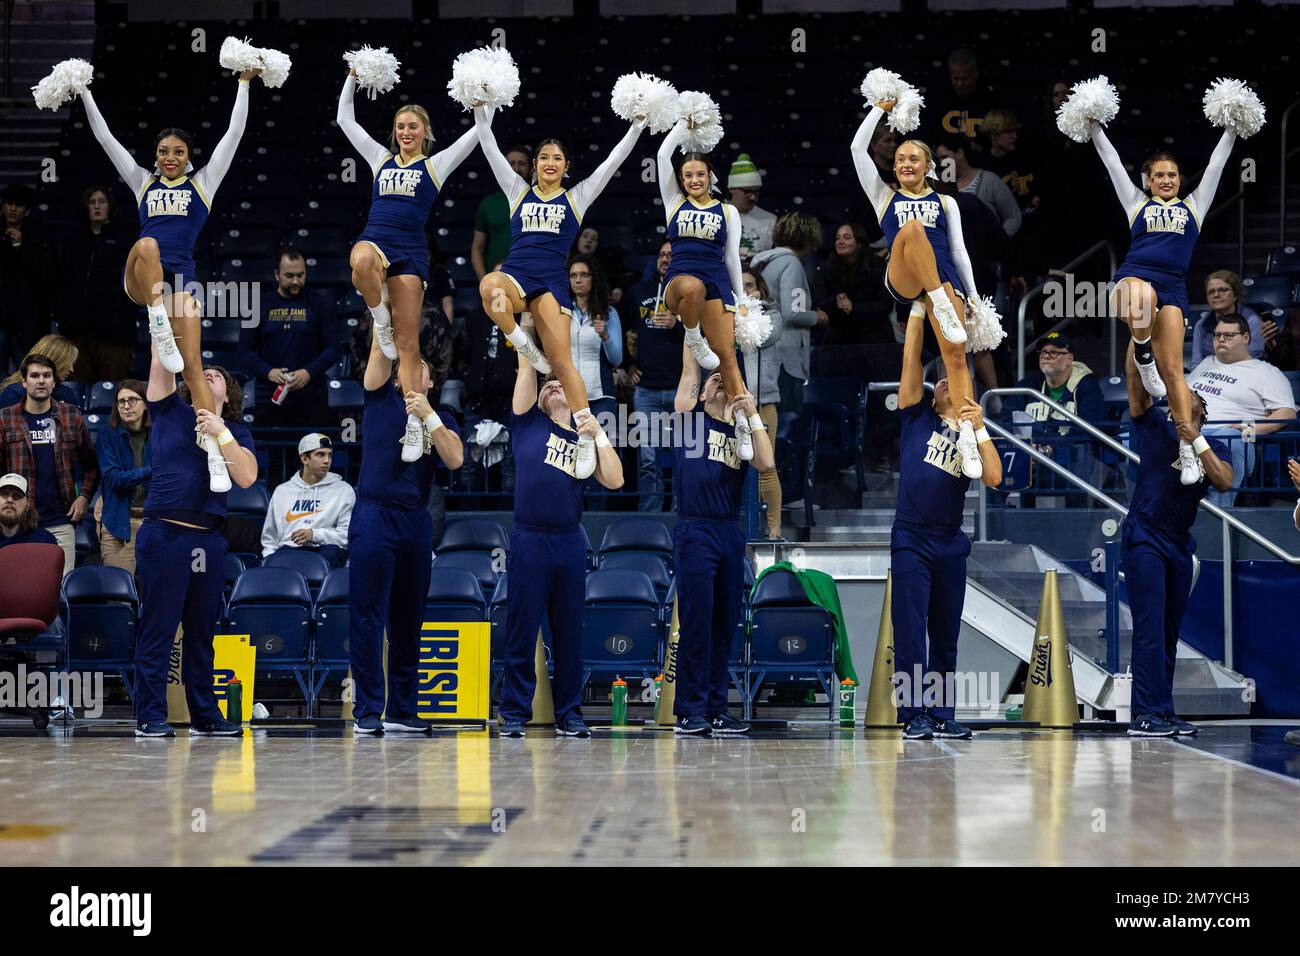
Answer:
1133;338;1154;365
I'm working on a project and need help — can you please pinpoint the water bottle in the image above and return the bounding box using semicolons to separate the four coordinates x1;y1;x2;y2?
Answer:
611;677;628;726
226;678;243;724
838;678;856;727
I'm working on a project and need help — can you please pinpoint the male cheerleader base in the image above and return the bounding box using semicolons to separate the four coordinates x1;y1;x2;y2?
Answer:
890;304;1001;740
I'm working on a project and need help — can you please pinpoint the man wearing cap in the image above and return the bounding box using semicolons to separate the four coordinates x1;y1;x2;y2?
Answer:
260;432;354;570
0;473;58;549
727;154;778;266
1;182;56;367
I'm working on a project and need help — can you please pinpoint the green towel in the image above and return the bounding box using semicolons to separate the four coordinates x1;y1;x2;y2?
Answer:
751;561;859;685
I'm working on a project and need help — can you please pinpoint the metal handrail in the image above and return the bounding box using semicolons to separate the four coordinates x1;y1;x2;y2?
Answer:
1279;98;1300;247
1016;241;1117;382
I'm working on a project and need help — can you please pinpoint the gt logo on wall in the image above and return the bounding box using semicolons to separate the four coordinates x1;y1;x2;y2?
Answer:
418;622;490;722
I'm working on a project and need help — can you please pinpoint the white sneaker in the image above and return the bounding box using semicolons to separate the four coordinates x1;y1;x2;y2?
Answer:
573;413;598;479
1134;357;1167;399
735;414;754;461
956;422;983;479
1178;440;1203;485
515;332;551;375
150;319;185;373
400;415;424;463
201;434;231;493
374;320;398;361
930;295;968;346
685;325;720;370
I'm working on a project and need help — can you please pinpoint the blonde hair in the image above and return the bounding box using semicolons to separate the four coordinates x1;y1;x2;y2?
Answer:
897;139;936;171
2;334;78;388
390;104;434;155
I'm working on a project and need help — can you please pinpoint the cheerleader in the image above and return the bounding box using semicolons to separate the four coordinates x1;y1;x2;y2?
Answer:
670;345;774;736
473;104;646;479
338;69;482;463
852;99;987;478
349;324;464;735
1089;120;1236;484
133;347;258;737
654;117;753;459
80;68;258;491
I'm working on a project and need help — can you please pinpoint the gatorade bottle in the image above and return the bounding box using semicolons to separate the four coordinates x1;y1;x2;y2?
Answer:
611;677;628;726
838;678;856;727
653;674;663;702
226;678;243;724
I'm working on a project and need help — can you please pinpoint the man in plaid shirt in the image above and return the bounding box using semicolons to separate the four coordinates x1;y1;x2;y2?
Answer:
0;352;99;575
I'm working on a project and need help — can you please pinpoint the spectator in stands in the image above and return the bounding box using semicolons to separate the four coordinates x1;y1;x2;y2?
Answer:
459;262;518;501
261;433;354;570
0;352;99;575
238;247;344;429
936;133;1022;238
1188;315;1298;506
1001;332;1105;439
741;268;784;539
470;143;530;282
1263;307;1300;372
751;212;826;416
623;241;684;512
728;154;777;265
95;379;151;576
930;49;996;148
982;110;1039;212
1190;271;1264;366
58;185;138;383
571;225;629;305
0;473;58;549
1;183;56;368
0;334;80;407
568;254;622;431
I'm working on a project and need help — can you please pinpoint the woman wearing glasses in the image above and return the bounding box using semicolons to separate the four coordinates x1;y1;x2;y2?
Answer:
95;380;152;576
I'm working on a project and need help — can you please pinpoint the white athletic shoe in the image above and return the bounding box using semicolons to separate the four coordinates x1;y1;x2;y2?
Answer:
930;294;968;346
956;421;983;479
515;332;551;375
573;412;598;479
735;413;754;461
1177;440;1203;485
201;434;231;493
684;325;720;370
1134;356;1167;399
373;320;398;361
150;317;185;374
400;415;424;463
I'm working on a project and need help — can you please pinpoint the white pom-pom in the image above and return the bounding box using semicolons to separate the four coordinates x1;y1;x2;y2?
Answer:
678;91;724;153
344;46;401;100
1055;75;1119;144
31;58;93;111
1203;78;1265;139
733;294;773;354
610;73;679;134
963;295;1005;354
858;67;925;135
219;36;262;73
447;47;520;111
257;48;292;89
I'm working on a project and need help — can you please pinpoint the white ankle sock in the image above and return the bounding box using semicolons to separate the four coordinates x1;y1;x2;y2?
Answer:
147;303;169;328
370;303;391;327
506;326;533;351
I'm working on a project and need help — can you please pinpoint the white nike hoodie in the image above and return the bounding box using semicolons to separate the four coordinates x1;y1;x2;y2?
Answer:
261;471;356;557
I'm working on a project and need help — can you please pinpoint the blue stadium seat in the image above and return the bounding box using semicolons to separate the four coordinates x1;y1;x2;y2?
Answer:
61;380;88;409
1265;245;1300;274
747;568;836;718
227;481;270;523
201;316;243;348
1285;371;1300;407
328;379;364;414
430;552;499;603
580;569;663;688
84;413;109;438
598;552;671;603
263;549;331;597
1098;375;1129;421
63;566;138;687
224;552;247;605
437;517;508;556
87;381;117;414
598;517;673;560
309;567;349;715
425;567;488;623
1242;274;1299;310
225;567;313;705
803;377;864;471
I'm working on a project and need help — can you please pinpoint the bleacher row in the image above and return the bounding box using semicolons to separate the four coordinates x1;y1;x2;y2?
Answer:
58;516;839;718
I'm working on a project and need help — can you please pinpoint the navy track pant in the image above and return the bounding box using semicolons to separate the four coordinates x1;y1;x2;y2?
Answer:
673;518;745;718
1123;518;1193;719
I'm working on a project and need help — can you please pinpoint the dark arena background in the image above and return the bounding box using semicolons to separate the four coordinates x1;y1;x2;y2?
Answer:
1;0;1299;911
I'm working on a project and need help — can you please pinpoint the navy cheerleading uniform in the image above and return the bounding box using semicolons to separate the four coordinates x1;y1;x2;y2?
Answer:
474;105;646;315
656;118;743;310
133;390;255;726
338;75;480;284
82;80;250;303
1092;124;1236;316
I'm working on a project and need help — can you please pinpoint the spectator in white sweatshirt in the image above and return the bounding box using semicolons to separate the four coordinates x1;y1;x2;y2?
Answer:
261;433;355;569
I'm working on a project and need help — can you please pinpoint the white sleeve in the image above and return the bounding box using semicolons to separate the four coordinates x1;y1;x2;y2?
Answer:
315;486;354;548
1188;129;1237;220
260;487;285;556
850;107;894;221
1258;365;1297;413
1090;123;1146;217
942;195;980;302
79;89;150;197
336;75;391;177
474;106;528;207
193;79;250;200
657;119;687;217
569;120;646;219
724;204;744;298
428;121;481;189
987;173;1023;237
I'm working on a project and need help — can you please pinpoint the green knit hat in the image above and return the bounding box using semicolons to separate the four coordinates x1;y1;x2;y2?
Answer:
727;153;762;189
